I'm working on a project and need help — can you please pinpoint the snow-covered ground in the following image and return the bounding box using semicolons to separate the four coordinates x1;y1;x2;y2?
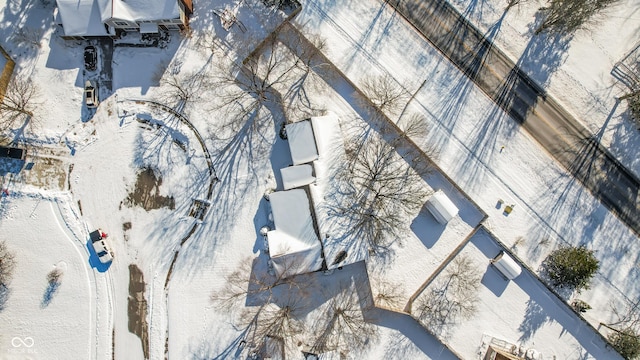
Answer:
448;0;640;178
0;194;111;359
0;0;639;359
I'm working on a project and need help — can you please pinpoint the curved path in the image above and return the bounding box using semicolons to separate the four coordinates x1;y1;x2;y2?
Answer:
119;99;218;359
385;0;640;235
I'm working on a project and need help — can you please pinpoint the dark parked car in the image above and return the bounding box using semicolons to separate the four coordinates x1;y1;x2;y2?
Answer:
0;146;26;160
84;46;97;71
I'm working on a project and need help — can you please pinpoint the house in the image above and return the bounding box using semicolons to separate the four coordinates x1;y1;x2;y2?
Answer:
55;0;193;39
266;189;324;279
267;112;360;278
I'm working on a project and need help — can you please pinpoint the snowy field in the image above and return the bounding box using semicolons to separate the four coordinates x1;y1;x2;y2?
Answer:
0;195;106;359
0;0;638;359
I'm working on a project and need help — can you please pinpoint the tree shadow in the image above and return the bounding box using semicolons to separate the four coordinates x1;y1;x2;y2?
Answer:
40;280;60;308
371;307;459;360
410;204;445;249
0;157;25;176
0;283;9;311
481;263;509;297
517;298;549;342
341;1;399;71
1;0;51;62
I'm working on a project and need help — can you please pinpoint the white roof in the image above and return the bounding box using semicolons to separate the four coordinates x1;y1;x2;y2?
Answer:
56;0;110;37
139;22;159;33
426;190;459;224
97;0;180;23
267;189;323;278
281;164;315;190
492;251;522;280
286;120;319;165
92;240;108;254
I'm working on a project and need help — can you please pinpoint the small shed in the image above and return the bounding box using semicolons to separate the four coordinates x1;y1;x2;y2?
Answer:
491;251;522;280
425;190;459;224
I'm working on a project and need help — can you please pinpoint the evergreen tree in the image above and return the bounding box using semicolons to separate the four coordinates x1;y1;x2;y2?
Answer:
535;0;620;35
543;245;599;292
609;327;640;360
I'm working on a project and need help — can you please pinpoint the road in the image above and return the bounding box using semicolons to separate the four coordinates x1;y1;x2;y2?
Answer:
385;0;640;234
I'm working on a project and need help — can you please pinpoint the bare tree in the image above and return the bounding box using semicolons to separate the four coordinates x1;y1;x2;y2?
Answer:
155;67;212;115
609;299;640;331
211;256;317;357
620;90;640;124
332;115;433;254
0;240;16;286
0;74;41;132
535;0;620;35
360;73;409;119
311;283;378;356
210;256;314;312
0;240;16;310
239;295;307;355
368;270;405;310
12;28;43;49
42;267;63;307
414;255;481;336
277;29;330;119
207;35;294;154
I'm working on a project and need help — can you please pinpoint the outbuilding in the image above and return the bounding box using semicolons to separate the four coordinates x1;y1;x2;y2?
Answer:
425;190;459;224
491;251;522;280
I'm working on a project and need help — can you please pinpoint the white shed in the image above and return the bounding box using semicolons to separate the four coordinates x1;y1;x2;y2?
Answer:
491;251;522;280
426;190;459;224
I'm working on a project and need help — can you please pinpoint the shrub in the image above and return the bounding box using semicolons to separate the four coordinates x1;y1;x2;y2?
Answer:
609;327;640;360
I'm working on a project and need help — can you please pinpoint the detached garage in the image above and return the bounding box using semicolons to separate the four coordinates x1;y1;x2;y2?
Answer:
426;190;459;224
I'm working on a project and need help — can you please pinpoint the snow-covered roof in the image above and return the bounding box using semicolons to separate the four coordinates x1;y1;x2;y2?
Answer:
491;250;522;280
96;0;180;23
286;120;319;165
426;190;459;224
281;164;315;190
56;0;110;37
267;189;323;278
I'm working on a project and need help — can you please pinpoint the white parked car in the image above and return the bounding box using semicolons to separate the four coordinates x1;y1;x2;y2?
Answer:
90;229;113;264
85;80;98;108
92;239;113;264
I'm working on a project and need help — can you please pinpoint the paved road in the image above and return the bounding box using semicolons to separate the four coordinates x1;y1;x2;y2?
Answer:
386;0;640;235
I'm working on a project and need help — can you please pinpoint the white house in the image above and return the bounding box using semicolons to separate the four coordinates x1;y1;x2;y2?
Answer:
55;0;193;39
266;189;324;279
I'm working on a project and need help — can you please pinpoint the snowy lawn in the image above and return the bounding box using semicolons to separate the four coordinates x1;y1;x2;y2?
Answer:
0;195;95;359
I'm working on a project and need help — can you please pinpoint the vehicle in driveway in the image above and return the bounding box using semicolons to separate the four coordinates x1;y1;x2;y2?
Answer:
0;146;26;160
84;46;97;71
90;229;113;264
84;80;98;108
